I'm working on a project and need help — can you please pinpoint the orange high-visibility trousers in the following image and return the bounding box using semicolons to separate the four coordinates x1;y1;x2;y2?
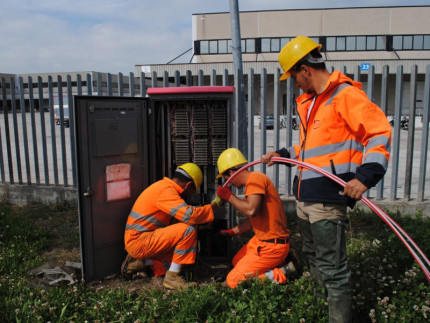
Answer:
125;222;197;276
226;235;289;288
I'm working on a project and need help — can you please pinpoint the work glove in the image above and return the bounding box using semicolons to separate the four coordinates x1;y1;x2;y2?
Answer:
220;228;236;236
217;185;232;201
211;194;224;207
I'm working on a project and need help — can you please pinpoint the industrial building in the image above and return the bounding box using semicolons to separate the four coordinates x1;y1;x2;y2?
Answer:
138;5;430;116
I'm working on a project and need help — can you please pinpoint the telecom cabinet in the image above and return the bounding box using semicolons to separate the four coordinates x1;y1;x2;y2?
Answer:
75;86;235;281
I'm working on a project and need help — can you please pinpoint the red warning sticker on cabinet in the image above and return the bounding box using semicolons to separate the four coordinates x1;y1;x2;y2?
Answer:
106;163;131;202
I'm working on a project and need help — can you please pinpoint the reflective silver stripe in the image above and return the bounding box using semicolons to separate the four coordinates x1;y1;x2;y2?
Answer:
305;140;364;159
325;83;351;106
300;163;360;181
129;210;165;228
363;152;389;170
181;206;194;223
125;210;167;232
174;245;196;256
129;210;143;220
184;225;196;236
366;135;391;151
125;223;150;232
169;203;187;218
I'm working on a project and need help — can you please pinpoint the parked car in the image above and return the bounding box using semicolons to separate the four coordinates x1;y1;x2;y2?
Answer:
388;115;409;130
259;115;299;130
54;96;70;128
259;115;275;129
54;106;70;127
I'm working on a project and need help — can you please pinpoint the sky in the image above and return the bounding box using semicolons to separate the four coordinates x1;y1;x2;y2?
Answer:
1;0;428;75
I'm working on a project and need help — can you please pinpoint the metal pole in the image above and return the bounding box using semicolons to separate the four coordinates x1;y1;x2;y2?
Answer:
229;0;246;157
390;66;403;201
418;65;430;202
260;68;267;174
273;68;280;188
377;65;389;200
366;65;375;198
285;77;294;196
404;65;417;200
247;68;254;163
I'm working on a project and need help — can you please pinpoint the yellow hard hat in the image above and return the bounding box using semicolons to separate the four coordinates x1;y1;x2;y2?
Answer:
278;36;322;81
176;163;203;190
216;148;248;179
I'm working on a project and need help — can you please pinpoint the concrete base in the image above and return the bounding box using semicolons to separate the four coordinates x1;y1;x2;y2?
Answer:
0;184;78;206
280;195;430;217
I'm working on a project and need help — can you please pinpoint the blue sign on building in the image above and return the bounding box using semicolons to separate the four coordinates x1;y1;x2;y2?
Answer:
361;63;371;71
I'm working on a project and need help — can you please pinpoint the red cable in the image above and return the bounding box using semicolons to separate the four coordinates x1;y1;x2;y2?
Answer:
223;157;430;282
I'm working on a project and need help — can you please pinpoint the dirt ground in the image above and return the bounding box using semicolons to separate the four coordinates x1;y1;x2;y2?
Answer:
28;235;303;294
29;239;235;293
23;204;302;293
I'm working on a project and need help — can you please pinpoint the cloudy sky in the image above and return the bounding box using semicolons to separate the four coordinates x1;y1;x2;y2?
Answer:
1;0;428;74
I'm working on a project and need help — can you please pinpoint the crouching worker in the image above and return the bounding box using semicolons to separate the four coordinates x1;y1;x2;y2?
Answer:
215;148;296;288
121;163;220;289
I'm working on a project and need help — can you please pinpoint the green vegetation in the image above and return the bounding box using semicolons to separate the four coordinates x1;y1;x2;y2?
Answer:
0;203;429;322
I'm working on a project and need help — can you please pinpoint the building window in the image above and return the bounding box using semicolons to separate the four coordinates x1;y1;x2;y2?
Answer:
246;39;255;53
376;36;386;50
326;37;336;51
393;36;402;50
271;38;280;52
336;37;346;51
200;41;209;54
346;37;356;50
196;34;430;55
218;40;228;53
425;35;430;50
413;35;423;50
356;36;365;50
261;38;271;52
367;36;376;50
209;40;218;54
403;36;413;50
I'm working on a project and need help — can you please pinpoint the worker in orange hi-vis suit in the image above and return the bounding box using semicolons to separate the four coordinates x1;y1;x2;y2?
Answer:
121;163;222;290
215;148;297;288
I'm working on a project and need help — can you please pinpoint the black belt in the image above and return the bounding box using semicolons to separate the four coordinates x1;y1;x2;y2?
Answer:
262;238;289;244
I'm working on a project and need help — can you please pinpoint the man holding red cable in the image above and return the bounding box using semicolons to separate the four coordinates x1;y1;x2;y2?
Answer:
261;36;391;322
215;148;296;288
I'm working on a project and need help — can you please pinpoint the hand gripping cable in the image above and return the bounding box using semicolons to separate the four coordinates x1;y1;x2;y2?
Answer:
222;157;430;282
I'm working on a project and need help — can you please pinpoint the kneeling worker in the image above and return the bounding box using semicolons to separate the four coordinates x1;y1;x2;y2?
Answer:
216;148;296;288
121;163;219;289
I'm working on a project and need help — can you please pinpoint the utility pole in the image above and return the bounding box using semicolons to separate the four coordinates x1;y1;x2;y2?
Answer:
229;0;247;157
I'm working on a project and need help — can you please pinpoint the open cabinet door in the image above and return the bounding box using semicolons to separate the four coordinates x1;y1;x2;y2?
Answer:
75;96;149;282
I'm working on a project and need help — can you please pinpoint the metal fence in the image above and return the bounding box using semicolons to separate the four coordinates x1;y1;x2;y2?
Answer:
0;64;429;202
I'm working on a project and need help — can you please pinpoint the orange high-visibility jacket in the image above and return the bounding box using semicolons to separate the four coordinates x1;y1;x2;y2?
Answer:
124;177;214;244
278;71;391;206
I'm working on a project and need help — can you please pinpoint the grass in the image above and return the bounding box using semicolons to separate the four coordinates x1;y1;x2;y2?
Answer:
0;203;429;322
